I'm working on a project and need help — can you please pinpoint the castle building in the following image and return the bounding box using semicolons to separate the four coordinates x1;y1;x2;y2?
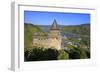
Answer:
32;20;62;50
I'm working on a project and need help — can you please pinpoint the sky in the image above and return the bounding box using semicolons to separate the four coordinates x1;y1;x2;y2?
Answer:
24;11;90;25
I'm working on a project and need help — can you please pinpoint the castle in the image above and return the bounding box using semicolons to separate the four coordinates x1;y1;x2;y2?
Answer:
32;20;62;50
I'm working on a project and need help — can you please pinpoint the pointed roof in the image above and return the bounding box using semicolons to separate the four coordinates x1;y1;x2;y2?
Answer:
50;19;59;30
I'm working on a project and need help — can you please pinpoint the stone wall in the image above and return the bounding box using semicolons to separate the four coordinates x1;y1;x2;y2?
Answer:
32;36;62;50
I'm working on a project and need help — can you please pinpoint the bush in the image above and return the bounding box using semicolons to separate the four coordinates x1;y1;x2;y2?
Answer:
68;46;88;59
43;48;59;60
24;48;59;61
24;46;90;61
57;50;69;60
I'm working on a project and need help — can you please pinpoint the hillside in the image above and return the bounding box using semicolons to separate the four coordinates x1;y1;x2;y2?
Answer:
61;24;90;36
24;23;90;49
24;23;44;49
38;23;90;37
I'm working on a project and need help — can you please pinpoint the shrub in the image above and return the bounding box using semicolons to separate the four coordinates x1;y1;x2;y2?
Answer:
24;46;90;61
68;46;88;59
42;48;59;60
24;48;59;61
57;50;69;60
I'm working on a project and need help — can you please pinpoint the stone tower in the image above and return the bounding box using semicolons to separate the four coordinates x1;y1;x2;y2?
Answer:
32;19;62;50
49;19;61;36
48;19;62;49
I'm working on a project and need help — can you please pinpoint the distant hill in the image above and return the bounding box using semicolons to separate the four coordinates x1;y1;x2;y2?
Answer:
37;23;90;36
61;24;90;36
37;25;50;32
37;24;65;32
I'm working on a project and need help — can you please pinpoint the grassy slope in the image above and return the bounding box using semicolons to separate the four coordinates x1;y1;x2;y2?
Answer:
24;23;43;49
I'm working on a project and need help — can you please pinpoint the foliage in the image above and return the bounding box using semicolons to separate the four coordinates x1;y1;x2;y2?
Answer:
24;46;90;61
24;47;59;61
57;50;69;60
66;46;89;59
79;36;90;49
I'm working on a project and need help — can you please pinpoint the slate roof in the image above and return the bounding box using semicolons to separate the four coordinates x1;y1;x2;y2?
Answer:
50;19;59;30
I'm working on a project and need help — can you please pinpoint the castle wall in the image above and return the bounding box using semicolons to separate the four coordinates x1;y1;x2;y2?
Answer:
32;36;62;50
32;20;62;50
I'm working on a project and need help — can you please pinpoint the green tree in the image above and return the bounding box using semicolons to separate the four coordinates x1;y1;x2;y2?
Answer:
57;50;69;60
68;46;88;59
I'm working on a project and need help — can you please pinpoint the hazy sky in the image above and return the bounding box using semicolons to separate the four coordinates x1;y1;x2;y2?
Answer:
24;11;90;25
